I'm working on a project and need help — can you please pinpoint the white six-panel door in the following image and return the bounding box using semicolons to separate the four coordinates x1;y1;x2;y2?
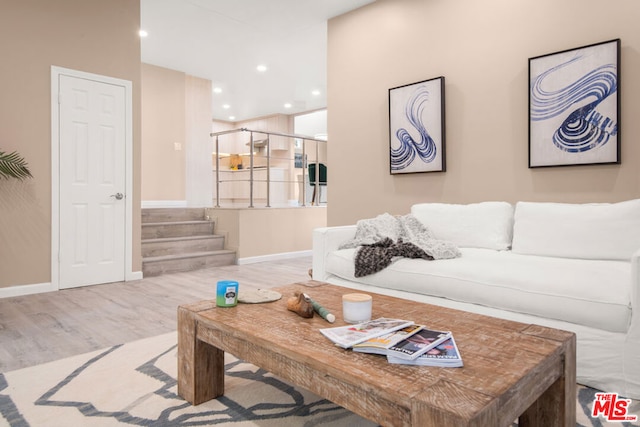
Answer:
58;74;126;288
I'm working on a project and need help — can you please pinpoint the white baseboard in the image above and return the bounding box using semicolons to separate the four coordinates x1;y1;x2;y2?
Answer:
127;271;144;281
237;250;312;265
141;200;188;208
0;272;144;299
0;282;56;299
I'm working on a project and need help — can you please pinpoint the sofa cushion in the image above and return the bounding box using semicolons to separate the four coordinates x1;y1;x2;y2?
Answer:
411;202;513;250
512;199;640;261
325;247;631;333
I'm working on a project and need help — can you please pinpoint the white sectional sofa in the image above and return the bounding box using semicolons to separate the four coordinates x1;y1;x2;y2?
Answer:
312;199;640;399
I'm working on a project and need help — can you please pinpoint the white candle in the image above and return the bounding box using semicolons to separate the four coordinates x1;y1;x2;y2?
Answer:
342;293;372;323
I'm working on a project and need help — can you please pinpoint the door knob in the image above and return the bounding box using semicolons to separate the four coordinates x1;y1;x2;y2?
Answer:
110;192;124;200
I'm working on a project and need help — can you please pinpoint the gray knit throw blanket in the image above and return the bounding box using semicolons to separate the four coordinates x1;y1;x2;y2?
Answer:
339;213;461;277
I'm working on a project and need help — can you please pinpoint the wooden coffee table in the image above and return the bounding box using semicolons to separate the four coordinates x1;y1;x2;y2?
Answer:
178;281;576;426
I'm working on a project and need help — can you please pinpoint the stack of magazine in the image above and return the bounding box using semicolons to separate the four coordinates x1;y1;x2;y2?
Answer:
320;317;463;367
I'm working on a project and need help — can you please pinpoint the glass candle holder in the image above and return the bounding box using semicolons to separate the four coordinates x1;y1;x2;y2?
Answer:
342;293;372;323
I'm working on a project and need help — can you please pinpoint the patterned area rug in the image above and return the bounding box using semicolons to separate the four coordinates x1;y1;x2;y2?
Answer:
0;332;638;427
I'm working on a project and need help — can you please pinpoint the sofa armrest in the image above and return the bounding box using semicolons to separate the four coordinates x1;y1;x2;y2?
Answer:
631;248;640;314
626;248;640;397
312;225;356;281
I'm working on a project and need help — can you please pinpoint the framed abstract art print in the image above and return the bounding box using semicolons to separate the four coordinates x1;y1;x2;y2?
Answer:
528;39;620;168
389;76;445;174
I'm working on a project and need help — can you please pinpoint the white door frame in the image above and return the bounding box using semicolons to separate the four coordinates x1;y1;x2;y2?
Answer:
51;66;136;290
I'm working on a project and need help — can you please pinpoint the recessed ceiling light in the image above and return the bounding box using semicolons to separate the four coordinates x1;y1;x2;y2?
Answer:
223;104;230;109
139;30;148;38
229;116;235;121
256;64;268;72
311;90;321;96
284;103;292;109
213;87;222;94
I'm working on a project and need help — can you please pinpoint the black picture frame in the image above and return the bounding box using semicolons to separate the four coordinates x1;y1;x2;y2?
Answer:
389;76;446;174
528;39;620;168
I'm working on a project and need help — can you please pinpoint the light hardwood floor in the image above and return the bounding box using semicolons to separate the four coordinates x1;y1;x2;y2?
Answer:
0;256;312;373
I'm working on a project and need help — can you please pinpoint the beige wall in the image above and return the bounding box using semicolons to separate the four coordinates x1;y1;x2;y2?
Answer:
185;75;214;207
0;0;141;288
327;0;640;226
142;65;214;205
141;64;186;201
207;207;327;260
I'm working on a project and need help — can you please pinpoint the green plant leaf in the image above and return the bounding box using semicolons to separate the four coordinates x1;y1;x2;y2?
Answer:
0;150;33;180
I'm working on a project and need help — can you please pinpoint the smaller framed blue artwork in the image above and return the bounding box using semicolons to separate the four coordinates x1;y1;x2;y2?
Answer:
529;39;620;168
389;76;445;174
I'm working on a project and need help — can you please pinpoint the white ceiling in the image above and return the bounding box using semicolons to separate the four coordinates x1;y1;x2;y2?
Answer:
140;0;375;122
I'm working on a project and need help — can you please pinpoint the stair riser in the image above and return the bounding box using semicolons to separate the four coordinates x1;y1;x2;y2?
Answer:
142;208;205;223
142;222;214;239
142;253;237;277
142;238;225;257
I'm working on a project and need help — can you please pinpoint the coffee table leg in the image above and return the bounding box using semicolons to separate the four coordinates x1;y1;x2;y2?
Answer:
520;337;576;427
178;306;225;405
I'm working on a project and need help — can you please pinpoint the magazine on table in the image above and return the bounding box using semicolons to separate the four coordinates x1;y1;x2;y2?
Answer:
386;327;452;360
387;336;463;367
319;318;414;349
352;324;424;355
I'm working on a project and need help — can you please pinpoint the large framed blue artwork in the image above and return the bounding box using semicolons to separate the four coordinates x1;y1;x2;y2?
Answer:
529;39;620;168
389;76;445;174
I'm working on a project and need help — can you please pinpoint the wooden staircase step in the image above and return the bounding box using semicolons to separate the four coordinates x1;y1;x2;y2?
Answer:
141;220;214;239
142;208;206;223
142;235;225;258
142;250;237;277
140;207;235;277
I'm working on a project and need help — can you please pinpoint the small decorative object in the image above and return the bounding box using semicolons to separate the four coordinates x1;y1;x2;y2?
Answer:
342;293;373;324
389;76;446;174
229;154;242;170
528;39;620;168
216;280;239;307
286;292;314;318
304;293;336;323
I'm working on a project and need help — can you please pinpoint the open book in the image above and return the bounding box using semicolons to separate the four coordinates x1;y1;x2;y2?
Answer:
319;318;414;349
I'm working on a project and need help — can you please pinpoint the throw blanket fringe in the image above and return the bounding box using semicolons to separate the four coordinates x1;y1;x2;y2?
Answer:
339;213;460;277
